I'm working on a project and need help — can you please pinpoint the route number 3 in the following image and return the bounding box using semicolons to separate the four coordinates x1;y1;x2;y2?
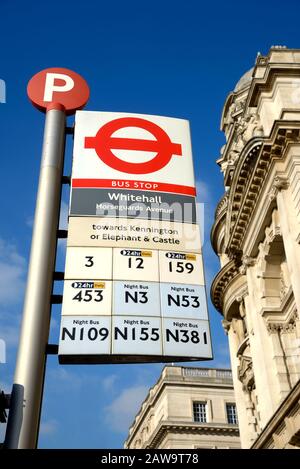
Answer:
85;256;94;267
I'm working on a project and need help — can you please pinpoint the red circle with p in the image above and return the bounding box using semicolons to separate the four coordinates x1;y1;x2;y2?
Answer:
27;67;90;115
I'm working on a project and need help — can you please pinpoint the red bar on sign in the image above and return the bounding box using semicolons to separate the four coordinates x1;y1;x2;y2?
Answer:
72;179;196;196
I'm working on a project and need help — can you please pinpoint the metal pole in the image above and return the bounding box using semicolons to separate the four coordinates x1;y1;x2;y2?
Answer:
4;108;66;449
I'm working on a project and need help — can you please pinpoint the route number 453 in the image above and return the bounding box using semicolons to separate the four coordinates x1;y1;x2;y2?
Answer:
73;290;103;302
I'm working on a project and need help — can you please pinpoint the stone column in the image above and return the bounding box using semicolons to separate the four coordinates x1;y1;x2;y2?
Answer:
242;258;278;425
244;390;259;444
267;325;292;398
271;177;300;312
223;317;254;448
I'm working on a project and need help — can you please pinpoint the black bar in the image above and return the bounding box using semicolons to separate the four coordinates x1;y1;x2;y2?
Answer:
65;126;74;135
57;230;68;239
0;391;10;423
46;344;59;355
61;175;71;185
51;295;63;304
53;271;64;281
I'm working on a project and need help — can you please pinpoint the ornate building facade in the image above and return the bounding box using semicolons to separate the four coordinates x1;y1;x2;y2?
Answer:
124;366;240;449
211;46;300;449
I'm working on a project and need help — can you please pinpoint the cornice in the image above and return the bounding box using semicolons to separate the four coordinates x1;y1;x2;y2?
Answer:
226;124;300;258
210;260;240;314
211;193;228;254
215;192;229;219
212;123;300;316
261;288;298;333
247;60;300;108
226;140;263;256
147;421;240;449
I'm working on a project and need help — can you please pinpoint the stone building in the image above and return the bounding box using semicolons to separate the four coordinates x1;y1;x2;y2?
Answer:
124;366;240;449
211;46;300;448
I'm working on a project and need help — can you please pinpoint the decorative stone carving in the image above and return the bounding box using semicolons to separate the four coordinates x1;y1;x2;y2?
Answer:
255;54;269;66
238;355;255;392
243;255;256;267
224;102;236;126
226;98;247;125
234;98;247;113
234;112;264;151
227;149;240;164
268;186;278;202
267;322;296;333
218;110;263;178
269;177;289;201
237;296;246;317
266;310;298;334
239;255;255;275
280;271;288;300
273;176;289;191
222;319;231;335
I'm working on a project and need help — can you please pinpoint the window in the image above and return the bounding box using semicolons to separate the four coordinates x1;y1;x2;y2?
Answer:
193;402;207;423
226;403;238;424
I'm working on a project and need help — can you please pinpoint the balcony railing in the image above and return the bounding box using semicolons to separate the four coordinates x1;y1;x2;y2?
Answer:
183;368;232;379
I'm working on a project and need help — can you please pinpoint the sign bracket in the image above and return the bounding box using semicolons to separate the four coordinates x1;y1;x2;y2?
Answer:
46;344;59;355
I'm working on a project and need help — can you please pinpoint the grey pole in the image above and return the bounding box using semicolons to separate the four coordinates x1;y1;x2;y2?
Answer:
4;108;66;449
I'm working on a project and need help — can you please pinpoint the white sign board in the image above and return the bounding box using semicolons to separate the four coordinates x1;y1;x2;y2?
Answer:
58;111;213;364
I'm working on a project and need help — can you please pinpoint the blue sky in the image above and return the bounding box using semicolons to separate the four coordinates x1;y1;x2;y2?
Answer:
1;0;300;449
